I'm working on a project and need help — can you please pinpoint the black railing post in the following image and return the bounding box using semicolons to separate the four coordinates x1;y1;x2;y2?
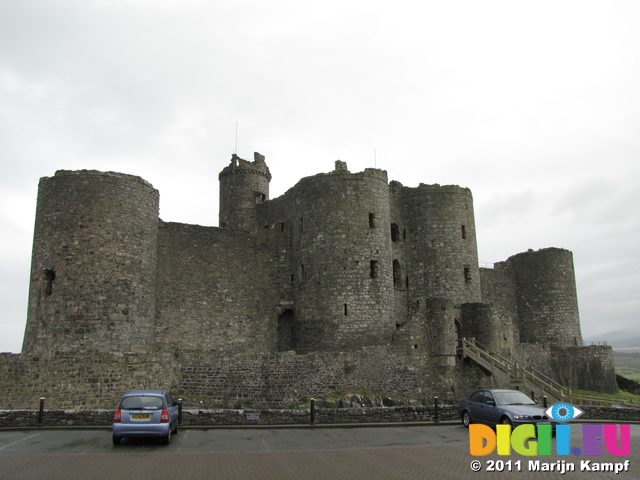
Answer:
310;398;316;425
543;396;548;409
178;398;183;424
37;397;45;426
434;396;439;423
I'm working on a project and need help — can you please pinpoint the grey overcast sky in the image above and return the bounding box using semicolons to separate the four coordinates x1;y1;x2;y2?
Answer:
1;0;639;352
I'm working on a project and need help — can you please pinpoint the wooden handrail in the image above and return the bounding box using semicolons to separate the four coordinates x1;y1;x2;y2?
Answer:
459;337;638;408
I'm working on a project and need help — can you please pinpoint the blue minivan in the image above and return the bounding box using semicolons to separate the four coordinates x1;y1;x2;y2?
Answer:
112;390;180;445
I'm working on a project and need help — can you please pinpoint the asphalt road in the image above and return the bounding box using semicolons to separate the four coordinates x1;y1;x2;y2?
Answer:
0;424;638;479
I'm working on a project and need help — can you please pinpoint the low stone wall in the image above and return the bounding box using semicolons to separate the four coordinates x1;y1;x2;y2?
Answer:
0;409;113;428
1;404;637;428
582;406;640;422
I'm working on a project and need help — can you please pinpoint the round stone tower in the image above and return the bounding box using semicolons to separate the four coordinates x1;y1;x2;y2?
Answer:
219;152;271;231
286;162;395;352
22;170;159;354
509;248;583;347
402;184;481;305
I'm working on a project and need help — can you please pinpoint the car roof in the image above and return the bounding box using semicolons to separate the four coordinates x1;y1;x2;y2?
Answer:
121;389;167;397
477;389;521;393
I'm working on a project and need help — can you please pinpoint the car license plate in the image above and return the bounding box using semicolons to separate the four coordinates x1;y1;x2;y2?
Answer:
130;413;151;420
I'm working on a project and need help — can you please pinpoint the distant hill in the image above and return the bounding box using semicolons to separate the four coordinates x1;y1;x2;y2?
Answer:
584;330;640;349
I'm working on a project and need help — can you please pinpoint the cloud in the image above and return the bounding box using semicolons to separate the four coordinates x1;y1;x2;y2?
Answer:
1;0;639;350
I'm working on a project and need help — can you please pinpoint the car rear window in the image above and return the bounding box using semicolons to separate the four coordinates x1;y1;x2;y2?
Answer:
120;395;165;410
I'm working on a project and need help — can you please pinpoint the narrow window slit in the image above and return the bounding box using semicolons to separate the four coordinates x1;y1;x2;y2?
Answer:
44;269;56;296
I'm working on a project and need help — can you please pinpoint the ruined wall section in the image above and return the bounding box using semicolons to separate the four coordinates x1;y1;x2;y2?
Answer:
23;170;159;354
155;222;279;354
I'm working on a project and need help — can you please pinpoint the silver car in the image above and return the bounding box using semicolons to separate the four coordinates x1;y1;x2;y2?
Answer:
459;389;552;428
112;390;180;445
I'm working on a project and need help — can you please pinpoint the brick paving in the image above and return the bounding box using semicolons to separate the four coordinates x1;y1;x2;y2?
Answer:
2;443;638;480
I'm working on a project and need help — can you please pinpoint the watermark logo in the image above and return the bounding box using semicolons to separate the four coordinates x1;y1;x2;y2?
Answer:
546;403;584;422
468;403;632;474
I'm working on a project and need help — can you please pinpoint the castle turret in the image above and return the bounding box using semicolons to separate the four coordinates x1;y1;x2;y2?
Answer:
219;152;271;231
22;170;159;354
402;184;482;305
509;248;583;347
272;162;394;352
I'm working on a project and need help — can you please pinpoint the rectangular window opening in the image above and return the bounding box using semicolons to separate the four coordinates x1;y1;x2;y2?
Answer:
299;264;306;283
369;213;376;229
370;260;379;279
461;225;466;239
44;269;56;296
464;267;472;284
344;303;348;316
391;223;400;242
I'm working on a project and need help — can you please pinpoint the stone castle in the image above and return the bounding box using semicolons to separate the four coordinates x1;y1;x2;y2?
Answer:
0;152;616;410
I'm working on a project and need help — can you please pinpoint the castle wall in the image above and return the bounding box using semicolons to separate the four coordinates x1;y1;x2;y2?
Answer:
426;298;457;366
551;345;617;394
478;265;520;350
0;348;497;410
22;170;159;354
155;222;279;353
460;303;506;354
389;181;412;335
0;352;177;410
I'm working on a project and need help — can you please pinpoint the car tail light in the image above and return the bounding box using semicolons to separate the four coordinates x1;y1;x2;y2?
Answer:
161;409;169;423
113;409;121;423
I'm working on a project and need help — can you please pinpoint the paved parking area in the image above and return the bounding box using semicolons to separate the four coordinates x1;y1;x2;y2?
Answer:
0;425;638;479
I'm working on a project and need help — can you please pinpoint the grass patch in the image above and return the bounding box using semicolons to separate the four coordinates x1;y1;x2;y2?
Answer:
568;387;640;404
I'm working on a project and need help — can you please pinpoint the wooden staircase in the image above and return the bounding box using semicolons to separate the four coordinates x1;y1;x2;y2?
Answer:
458;337;639;408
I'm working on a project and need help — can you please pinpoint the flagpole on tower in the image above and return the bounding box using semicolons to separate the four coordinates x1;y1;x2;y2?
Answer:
234;123;238;155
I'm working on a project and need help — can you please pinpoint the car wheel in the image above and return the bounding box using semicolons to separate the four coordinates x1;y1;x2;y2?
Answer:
112;435;121;445
462;411;472;428
162;427;172;445
500;416;512;426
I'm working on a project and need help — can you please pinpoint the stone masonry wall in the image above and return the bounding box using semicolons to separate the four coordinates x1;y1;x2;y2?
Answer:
552;345;618;394
3;404;637;428
0;346;502;411
256;167;395;353
23;170;159;354
401;184;481;306
218;153;271;231
0;352;178;410
510;248;583;347
155;222;279;354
